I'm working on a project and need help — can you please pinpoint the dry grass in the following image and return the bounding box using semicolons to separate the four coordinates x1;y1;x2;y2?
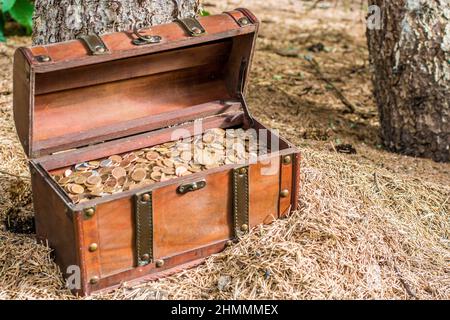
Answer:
0;0;449;300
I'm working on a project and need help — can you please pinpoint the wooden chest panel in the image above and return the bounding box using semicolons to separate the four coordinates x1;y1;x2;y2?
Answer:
153;170;233;259
249;156;281;226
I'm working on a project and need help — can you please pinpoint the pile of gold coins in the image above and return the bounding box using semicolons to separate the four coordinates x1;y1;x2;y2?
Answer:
51;128;268;204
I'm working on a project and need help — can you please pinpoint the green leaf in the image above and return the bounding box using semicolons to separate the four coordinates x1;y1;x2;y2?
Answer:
1;0;17;12
0;13;5;42
9;0;33;33
199;9;210;16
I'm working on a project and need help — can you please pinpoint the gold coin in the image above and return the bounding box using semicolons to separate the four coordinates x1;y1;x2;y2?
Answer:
88;161;100;168
150;171;162;181
161;167;175;175
73;175;87;184
131;168;146;182
152;166;163;172
125;153;138;162
146;151;159;161
59;177;71;185
120;159;131;168
112;167;127;179
69;194;81;203
117;176;127;186
90;187;103;196
71;184;85;195
64;169;73;177
105;177;118;188
103;186;116;194
163;159;175;168
86;175;102;186
156;160;165;167
109;155;122;163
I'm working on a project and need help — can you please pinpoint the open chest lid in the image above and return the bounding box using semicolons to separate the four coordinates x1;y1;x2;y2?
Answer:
13;8;259;158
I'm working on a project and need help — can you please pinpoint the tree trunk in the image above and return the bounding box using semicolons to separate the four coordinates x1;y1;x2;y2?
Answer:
367;0;450;162
32;0;200;45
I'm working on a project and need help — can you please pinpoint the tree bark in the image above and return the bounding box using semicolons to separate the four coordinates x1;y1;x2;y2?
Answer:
32;0;200;46
367;0;450;162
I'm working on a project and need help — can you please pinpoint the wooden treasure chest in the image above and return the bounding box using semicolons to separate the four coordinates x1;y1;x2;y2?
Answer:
13;8;301;296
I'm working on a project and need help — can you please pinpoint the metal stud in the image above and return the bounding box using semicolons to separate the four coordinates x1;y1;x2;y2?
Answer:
141;253;150;262
241;224;249;232
90;276;99;285
238;17;250;26
239;167;247;175
226;240;233;247
84;207;95;219
155;259;165;268
95;46;106;53
141;193;151;202
36;55;51;63
192;27;202;35
88;243;98;252
280;189;290;198
283;155;292;165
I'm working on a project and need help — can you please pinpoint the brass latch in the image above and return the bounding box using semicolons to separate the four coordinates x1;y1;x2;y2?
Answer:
79;34;110;56
177;17;206;37
131;27;162;46
177;180;207;194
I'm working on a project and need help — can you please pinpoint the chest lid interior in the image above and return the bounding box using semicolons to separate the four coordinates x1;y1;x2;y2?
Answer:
13;9;259;158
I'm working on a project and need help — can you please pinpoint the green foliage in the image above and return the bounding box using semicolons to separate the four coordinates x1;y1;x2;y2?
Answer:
199;8;210;16
2;0;16;12
0;14;5;42
0;0;34;42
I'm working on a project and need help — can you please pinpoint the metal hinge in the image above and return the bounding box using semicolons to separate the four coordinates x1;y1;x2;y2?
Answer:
79;34;110;55
238;59;254;126
176;17;206;37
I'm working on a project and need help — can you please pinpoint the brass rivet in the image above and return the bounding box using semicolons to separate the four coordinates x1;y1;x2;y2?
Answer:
141;193;151;202
283;155;292;165
84;208;95;218
141;253;150;262
88;243;98;252
241;224;249;232
90;276;99;285
192;27;202;34
226;240;233;247
155;259;165;268
239;168;247;175
280;189;289;198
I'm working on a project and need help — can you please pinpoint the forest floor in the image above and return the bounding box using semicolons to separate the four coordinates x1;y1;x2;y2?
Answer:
0;0;449;299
